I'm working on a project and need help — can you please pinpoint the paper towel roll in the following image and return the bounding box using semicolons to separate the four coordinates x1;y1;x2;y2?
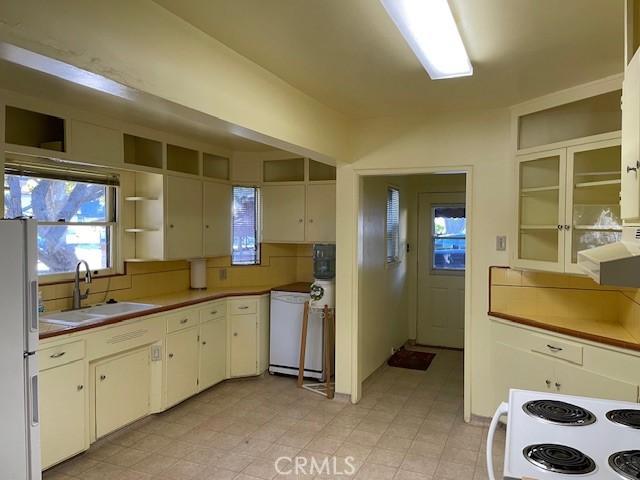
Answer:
189;258;207;290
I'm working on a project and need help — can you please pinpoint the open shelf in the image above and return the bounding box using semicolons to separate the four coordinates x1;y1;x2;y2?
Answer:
309;159;336;181
575;179;621;188
124;196;159;202
124;228;160;233
264;158;305;182
575;171;620;177
5;106;65;152
573;225;623;231
167;144;199;175
124;134;163;169
124;258;161;263
520;225;559;230
521;185;560;194
202;153;230;180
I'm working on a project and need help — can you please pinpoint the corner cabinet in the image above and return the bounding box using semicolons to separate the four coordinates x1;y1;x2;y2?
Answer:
513;138;622;273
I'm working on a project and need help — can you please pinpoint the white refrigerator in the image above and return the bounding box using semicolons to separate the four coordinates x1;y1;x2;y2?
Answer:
0;219;41;479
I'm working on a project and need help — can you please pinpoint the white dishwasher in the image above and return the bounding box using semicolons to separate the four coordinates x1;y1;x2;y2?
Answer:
269;290;324;379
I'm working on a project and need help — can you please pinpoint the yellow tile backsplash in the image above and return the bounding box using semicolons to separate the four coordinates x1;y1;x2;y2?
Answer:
40;243;313;312
490;267;640;344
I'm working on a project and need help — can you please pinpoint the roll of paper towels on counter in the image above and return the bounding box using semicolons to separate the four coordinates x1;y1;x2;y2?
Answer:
189;258;207;289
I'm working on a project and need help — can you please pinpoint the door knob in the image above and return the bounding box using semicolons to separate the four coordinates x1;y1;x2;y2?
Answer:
202;341;207;345
545;379;551;387
169;353;174;358
77;385;84;391
233;332;238;337
555;382;561;390
99;375;106;381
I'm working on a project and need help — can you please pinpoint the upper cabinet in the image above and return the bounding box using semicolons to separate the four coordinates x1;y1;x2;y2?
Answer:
262;184;306;242
203;181;231;257
165;175;203;260
514;139;622;273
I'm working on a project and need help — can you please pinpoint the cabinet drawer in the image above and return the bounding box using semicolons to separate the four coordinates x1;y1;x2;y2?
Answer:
166;310;199;333
229;299;257;315
529;334;583;365
199;302;225;323
39;341;85;370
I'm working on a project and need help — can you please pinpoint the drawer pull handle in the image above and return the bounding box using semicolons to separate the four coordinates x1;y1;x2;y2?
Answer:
545;379;551;387
77;385;84;391
50;352;66;359
180;319;188;324
202;341;207;345
169;353;174;358
99;375;106;381
546;344;563;353
555;382;561;390
238;306;249;310
233;332;238;337
211;310;218;315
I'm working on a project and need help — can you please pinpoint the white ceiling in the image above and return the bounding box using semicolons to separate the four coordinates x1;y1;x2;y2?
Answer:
154;0;624;118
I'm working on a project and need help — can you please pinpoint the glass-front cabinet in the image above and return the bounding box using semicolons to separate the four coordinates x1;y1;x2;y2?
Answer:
514;138;622;273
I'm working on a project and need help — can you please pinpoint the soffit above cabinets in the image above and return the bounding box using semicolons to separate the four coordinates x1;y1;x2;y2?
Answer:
154;0;624;118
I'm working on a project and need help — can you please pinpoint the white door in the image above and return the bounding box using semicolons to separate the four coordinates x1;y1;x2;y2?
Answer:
165;175;203;259
166;328;199;406
203;181;231;258
306;184;336;242
417;193;466;348
262;185;306;242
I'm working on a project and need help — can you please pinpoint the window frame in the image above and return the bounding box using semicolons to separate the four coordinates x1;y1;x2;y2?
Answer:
385;185;401;265
430;203;466;275
231;184;261;266
3;167;119;281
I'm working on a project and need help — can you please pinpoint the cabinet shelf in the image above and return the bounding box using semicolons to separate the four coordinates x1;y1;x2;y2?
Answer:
575;179;621;188
520;225;559;230
575;171;620;177
124;196;159;202
520;185;560;194
124;258;161;263
573;225;622;231
124;228;159;233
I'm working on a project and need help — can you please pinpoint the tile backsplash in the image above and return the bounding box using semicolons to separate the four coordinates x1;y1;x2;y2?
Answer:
40;244;313;312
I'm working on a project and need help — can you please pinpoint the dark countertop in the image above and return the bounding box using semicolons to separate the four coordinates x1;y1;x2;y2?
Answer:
271;282;312;294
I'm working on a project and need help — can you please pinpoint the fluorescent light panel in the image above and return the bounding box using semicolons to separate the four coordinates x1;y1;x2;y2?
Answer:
381;0;472;79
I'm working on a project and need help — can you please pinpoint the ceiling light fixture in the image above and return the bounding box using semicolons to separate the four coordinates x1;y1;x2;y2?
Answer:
380;0;472;79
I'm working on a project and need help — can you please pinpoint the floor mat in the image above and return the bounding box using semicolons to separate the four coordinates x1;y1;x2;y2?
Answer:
387;348;436;371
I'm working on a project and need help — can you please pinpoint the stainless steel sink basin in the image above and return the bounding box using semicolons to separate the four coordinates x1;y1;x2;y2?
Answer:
84;302;157;316
40;302;158;326
40;311;106;326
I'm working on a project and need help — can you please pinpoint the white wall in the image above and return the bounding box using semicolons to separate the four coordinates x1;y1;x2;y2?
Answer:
359;176;409;382
336;109;512;417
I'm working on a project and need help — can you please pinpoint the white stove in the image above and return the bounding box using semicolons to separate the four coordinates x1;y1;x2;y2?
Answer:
487;389;640;479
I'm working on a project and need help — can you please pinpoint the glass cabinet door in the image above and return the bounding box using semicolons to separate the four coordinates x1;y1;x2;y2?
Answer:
515;149;566;271
565;139;622;273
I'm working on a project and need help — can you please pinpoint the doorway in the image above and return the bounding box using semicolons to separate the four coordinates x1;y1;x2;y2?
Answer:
416;192;466;348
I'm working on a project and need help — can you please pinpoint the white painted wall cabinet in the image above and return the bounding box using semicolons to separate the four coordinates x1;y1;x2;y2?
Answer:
165;175;204;260
513;138;622;273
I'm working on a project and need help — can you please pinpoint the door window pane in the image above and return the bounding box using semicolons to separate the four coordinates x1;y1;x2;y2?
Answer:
432;206;466;271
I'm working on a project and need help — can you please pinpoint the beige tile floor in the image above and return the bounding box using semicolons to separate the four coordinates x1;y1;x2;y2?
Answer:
43;346;505;480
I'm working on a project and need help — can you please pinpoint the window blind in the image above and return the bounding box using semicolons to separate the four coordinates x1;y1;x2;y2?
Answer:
386;187;400;263
232;186;260;265
5;155;119;186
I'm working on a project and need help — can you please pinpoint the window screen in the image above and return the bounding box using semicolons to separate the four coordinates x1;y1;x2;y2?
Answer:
386;187;400;263
232;186;260;265
432;205;466;271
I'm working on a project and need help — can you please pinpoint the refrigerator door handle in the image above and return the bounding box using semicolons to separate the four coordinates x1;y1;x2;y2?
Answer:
29;373;39;426
28;280;39;333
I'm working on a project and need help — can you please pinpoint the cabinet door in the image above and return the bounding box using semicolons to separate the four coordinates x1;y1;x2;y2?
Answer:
493;343;556;403
306;184;336;242
203;181;231;258
230;315;257;377
556;362;638;402
514;149;567;272
166;328;199;406
565;139;622;274
622;57;640;222
262;185;306;242
95;349;150;438
166;175;203;259
40;361;86;469
199;318;227;390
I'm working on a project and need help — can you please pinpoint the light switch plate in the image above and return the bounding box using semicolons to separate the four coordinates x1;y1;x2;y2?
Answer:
151;344;162;361
496;235;507;251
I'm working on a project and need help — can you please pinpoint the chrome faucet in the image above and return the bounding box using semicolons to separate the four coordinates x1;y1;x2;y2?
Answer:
72;260;92;310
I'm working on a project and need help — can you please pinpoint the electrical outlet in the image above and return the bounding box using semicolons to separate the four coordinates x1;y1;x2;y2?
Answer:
150;344;162;361
496;235;507;251
219;268;227;281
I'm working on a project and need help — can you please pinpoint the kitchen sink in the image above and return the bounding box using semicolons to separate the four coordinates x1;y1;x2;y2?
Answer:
83;302;157;316
40;311;106;326
40;302;158;326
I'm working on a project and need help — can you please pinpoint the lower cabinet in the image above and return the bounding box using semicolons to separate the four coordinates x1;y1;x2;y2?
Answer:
492;321;640;405
95;348;150;438
165;327;199;407
230;313;258;377
199;317;227;390
40;360;86;469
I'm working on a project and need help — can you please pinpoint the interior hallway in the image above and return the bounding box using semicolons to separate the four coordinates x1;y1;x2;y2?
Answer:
43;347;504;480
